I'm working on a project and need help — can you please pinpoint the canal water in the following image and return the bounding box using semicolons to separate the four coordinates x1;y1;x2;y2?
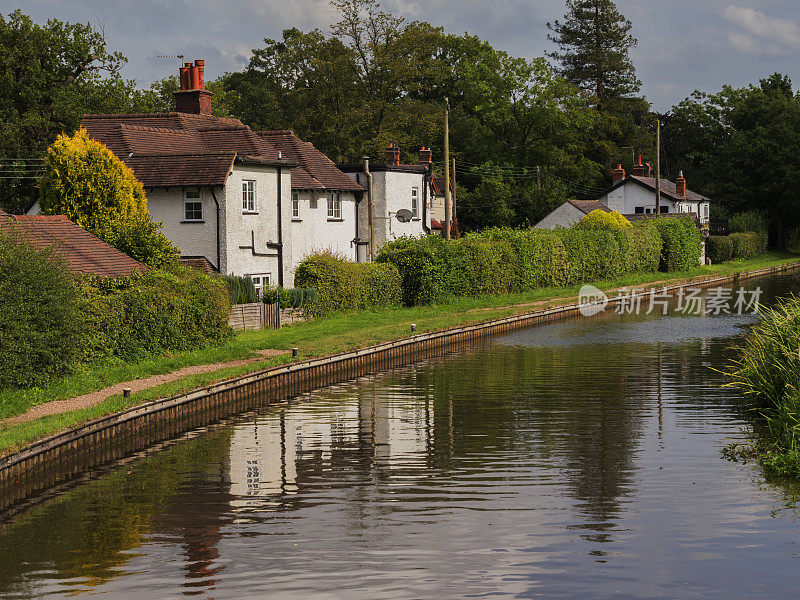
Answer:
1;275;800;599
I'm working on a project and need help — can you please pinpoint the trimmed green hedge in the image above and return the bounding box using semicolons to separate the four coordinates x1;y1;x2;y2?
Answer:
730;232;762;260
0;227;85;388
81;267;232;362
376;217;696;306
651;216;703;272
294;251;402;314
707;235;733;263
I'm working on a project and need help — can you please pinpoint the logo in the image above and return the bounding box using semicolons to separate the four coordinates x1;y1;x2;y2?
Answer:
578;285;609;317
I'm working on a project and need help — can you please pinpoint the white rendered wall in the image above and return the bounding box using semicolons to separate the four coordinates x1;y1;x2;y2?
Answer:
369;170;429;252
289;190;359;269
534;203;585;229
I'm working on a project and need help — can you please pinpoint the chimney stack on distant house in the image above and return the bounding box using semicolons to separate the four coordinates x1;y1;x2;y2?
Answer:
612;164;626;183
386;142;401;166
418;146;432;166
644;162;652;177
632;154;648;177
174;59;213;115
676;171;686;197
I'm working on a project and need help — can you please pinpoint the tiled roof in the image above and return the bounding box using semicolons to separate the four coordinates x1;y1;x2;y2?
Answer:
339;163;428;174
258;130;363;192
179;256;218;274
567;199;612;215
0;213;146;277
628;176;710;203
80;112;294;188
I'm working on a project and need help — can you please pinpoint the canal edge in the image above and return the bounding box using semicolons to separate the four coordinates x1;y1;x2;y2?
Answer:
1;260;799;511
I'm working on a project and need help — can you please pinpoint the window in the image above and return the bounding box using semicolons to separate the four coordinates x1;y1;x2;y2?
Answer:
634;206;644;214
411;187;419;219
310;197;318;209
703;204;709;218
249;274;271;298
292;192;300;219
660;205;669;214
184;188;203;221
645;208;653;214
327;193;341;219
242;180;256;212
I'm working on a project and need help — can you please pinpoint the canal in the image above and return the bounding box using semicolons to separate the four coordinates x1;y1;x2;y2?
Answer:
1;274;800;599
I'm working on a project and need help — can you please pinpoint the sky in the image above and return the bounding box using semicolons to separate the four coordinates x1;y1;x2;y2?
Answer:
8;0;800;111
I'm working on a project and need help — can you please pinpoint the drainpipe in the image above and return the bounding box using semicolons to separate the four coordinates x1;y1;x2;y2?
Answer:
354;188;362;261
363;157;374;261
422;162;431;234
276;167;284;287
210;187;221;272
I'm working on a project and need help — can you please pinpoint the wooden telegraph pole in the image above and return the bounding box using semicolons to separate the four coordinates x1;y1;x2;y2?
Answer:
444;97;451;240
452;156;457;237
655;118;661;215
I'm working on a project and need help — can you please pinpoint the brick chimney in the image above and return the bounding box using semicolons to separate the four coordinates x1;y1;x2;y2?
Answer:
612;164;626;183
174;59;213;115
632;154;648;177
644;162;652;177
676;171;686;197
386;142;400;167
418;146;432;166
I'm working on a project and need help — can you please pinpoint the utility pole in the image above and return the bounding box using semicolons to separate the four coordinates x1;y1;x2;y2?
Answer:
452;156;457;237
655;118;661;215
444;97;451;240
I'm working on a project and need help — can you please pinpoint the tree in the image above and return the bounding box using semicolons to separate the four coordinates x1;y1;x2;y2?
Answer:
0;10;156;213
664;74;800;245
547;0;641;103
39;129;178;267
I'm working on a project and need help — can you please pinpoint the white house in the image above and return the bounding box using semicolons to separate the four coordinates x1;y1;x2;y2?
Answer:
340;143;432;261
536;158;711;229
258;130;365;267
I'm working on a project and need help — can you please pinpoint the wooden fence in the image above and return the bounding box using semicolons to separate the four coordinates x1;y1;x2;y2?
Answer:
229;302;280;331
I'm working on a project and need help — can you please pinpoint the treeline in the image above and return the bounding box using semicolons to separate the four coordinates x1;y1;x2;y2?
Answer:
1;2;797;240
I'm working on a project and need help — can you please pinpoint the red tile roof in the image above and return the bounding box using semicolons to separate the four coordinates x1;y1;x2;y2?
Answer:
258;130;363;192
80;112;294;188
1;213;146;277
628;176;710;203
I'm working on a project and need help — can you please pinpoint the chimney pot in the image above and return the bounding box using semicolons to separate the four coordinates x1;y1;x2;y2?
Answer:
612;164;626;183
386;142;400;167
174;58;213;114
418;146;432;165
195;59;205;89
676;170;686;197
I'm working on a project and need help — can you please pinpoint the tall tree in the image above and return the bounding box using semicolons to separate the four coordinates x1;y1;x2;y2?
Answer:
547;0;641;103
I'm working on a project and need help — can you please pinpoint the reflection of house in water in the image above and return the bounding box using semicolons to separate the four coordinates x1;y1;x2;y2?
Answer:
226;387;434;513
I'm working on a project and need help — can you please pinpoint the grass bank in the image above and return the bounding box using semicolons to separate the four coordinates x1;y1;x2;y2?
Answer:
727;292;800;477
1;251;798;456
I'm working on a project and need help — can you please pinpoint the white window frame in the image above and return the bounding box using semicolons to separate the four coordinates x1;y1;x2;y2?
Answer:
183;188;203;221
411;187;419;219
249;273;271;298
327;192;341;219
242;180;256;213
292;192;300;219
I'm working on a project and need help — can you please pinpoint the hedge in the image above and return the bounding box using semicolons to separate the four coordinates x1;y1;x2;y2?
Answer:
223;274;258;304
729;232;762;260
0;227;85;388
707;235;733;263
651;216;703;272
376;218;690;305
574;209;631;230
81;266;232;362
294;251;402;314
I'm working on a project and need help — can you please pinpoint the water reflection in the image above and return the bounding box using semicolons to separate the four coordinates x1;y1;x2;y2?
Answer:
1;275;800;599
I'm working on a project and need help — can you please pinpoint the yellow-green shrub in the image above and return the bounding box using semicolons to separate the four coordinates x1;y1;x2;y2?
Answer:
575;209;631;230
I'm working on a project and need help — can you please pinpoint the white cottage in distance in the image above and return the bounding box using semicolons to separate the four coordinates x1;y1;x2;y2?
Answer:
339;142;432;261
536;156;711;229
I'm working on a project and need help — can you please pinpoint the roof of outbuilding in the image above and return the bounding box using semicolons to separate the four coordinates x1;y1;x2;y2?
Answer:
567;199;612;215
0;212;146;277
80;112;295;188
258;130;363;192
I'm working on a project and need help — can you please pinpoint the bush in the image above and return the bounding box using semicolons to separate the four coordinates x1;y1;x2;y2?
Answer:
624;221;663;273
223;275;258;304
707;235;733;263
295;251;402;314
82;266;232;362
574;209;631;230
651;216;703;272
729;211;768;235
0;227;85;388
554;227;628;282
730;232;761;260
109;215;180;268
786;227;800;254
262;287;318;310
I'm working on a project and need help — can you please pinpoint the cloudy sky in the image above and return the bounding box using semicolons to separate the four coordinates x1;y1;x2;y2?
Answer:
8;0;800;110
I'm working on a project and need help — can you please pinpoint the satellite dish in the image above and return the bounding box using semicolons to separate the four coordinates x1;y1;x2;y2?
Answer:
396;209;413;223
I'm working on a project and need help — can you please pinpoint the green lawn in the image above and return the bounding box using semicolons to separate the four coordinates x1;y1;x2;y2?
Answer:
0;251;797;455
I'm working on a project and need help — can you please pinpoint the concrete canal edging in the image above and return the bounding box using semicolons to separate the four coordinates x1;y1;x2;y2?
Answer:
2;261;799;512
